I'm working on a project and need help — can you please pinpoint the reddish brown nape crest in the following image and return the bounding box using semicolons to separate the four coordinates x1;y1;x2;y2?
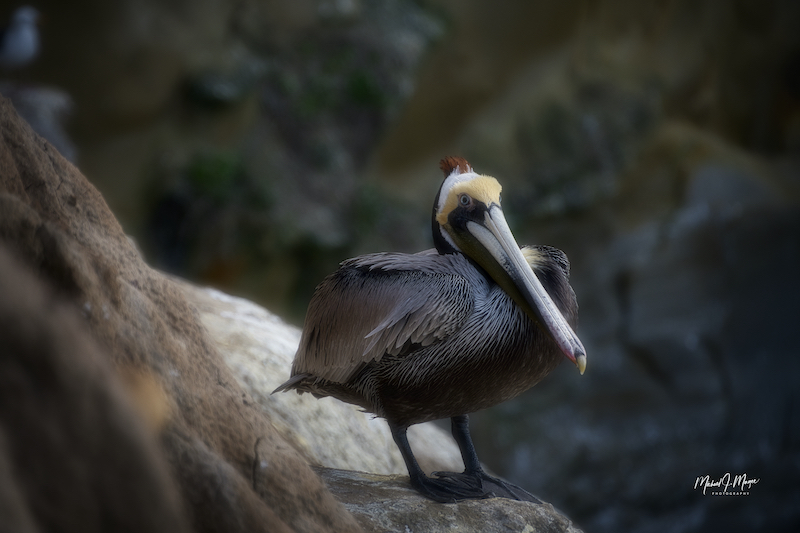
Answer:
439;156;472;177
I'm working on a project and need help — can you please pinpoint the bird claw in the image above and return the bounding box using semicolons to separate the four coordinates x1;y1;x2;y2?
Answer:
410;471;491;503
422;470;541;503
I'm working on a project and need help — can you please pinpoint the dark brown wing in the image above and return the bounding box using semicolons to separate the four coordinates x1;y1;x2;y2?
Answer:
291;252;475;383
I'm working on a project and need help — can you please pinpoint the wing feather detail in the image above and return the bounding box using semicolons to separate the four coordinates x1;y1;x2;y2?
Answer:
292;252;475;383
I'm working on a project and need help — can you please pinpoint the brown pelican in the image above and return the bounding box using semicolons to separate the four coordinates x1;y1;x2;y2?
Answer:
274;157;586;502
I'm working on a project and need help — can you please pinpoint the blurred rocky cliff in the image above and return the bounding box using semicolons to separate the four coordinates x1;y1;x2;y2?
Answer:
5;0;800;532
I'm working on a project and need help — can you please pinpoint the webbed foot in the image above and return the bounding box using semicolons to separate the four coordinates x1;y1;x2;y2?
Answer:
428;470;541;503
409;470;491;502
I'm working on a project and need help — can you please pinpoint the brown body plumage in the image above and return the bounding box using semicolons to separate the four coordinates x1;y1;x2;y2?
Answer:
275;157;586;502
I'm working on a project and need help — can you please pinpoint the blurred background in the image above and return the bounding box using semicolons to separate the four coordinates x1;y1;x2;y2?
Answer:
3;0;799;531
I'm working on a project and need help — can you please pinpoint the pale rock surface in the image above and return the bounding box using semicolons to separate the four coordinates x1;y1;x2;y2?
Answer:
181;283;464;476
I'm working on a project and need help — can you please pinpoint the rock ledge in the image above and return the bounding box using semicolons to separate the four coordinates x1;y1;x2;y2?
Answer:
316;467;583;533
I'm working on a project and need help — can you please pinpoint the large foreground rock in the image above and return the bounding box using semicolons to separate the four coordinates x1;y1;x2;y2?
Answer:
0;245;189;533
0;94;359;532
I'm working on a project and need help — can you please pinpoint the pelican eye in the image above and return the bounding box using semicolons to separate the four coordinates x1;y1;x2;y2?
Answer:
458;194;472;207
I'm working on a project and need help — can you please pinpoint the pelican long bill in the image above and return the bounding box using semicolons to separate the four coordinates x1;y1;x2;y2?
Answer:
464;206;587;374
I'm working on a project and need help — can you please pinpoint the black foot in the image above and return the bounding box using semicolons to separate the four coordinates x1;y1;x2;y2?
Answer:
427;470;542;503
410;471;492;503
389;419;540;504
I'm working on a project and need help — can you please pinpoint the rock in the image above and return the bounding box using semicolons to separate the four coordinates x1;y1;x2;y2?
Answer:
0;94;360;532
0;245;190;533
180;282;464;476
315;468;583;533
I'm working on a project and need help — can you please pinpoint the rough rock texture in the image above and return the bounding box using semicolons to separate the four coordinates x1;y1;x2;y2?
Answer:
0;94;360;532
315;468;582;533
0;246;190;533
180;283;464;476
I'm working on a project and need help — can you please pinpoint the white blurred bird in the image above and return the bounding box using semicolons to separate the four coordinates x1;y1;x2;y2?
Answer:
0;6;39;70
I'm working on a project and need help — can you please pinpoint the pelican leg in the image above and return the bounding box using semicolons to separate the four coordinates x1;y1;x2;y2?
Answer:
450;414;482;474
389;421;489;503
430;415;542;503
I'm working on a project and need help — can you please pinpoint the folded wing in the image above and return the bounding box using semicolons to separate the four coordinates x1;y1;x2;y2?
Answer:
292;252;475;383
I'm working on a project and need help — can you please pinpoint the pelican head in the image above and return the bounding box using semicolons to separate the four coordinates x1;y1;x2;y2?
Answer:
432;157;586;374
